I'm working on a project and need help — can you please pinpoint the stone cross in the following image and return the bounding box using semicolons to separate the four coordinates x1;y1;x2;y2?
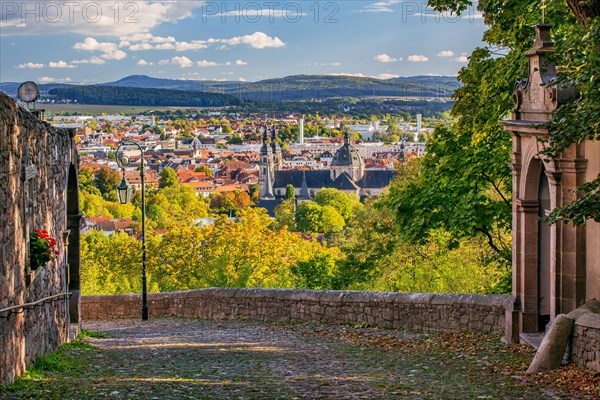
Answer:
541;0;546;23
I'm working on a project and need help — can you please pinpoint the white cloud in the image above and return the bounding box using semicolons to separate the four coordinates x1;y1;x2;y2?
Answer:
158;59;170;65
197;60;219;67
235;59;248;65
38;76;71;83
73;37;117;53
120;31;283;52
137;59;152;66
174;41;209;51
155;43;175;50
73;37;127;61
72;57;106;65
298;62;343;66
407;55;429;62
220;9;306;18
361;1;402;13
377;73;400;79
102;50;127;60
217;32;285;49
453;55;469;63
1;1;200;37
374;53;399;63
17;62;44;69
239;77;247;82
130;43;154;51
171;56;194;68
437;50;454;57
49;60;76;68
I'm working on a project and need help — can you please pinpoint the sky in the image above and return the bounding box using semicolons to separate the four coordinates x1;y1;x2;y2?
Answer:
0;1;487;84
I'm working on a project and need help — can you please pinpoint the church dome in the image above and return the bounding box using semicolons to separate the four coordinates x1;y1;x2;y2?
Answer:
331;131;364;168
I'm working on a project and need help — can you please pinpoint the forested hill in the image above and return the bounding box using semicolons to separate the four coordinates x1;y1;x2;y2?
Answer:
227;75;459;101
48;86;241;107
2;74;459;105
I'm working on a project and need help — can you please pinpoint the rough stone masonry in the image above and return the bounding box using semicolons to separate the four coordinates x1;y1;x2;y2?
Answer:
0;93;78;385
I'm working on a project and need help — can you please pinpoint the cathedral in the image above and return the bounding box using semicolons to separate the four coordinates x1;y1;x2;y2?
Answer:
258;127;395;204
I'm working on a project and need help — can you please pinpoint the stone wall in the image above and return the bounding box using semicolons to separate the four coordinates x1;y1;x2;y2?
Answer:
82;288;511;333
572;313;600;371
0;93;77;385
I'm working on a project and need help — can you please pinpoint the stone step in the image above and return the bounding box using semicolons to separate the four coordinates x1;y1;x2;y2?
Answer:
520;332;545;350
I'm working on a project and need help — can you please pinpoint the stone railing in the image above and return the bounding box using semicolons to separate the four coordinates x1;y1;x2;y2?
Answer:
82;288;511;333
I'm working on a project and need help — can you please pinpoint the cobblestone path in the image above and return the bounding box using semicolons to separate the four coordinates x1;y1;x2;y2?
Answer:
3;317;587;399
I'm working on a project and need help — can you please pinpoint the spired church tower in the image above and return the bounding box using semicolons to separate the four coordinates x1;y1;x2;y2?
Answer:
259;126;282;199
270;127;283;172
330;130;365;181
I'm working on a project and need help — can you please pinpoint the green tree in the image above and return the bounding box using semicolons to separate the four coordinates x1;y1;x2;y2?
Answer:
227;134;243;144
146;183;209;228
291;252;339;290
273;200;296;231
79;167;100;195
194;164;213;177
94;166;120;202
285;184;296;201
428;0;600;225
159;167;178;189
295;202;324;233
295;202;345;233
313;188;361;222
248;184;260;203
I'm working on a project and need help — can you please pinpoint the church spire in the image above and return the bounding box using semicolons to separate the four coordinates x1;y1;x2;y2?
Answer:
297;170;311;201
262;154;275;200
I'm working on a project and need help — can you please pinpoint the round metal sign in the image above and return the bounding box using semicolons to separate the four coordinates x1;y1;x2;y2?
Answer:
17;81;39;103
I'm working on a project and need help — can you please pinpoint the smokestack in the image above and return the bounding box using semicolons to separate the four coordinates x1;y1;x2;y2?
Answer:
416;113;422;141
299;116;304;144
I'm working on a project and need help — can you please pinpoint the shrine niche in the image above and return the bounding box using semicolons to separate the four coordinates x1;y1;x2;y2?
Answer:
501;24;600;340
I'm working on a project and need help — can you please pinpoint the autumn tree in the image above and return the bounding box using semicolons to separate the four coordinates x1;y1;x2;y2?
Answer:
79;167;100;195
159;167;178;189
273;200;296;231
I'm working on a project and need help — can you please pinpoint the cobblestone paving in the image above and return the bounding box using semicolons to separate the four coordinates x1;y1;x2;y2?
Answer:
3;317;587;399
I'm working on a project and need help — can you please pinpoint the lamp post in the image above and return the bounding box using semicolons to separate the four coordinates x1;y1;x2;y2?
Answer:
115;140;148;321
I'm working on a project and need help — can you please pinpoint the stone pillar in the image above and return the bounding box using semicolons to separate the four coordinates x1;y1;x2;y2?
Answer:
556;155;587;313
517;199;541;332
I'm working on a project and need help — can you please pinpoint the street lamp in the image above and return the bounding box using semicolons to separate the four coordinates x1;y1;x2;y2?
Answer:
115;140;148;321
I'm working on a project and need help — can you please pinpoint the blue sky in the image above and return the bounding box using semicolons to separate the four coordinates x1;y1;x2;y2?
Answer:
0;1;487;83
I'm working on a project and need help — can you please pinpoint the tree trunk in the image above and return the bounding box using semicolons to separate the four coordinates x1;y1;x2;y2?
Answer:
565;0;600;27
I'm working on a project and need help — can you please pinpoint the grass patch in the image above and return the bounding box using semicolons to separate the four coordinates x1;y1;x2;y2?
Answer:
0;339;96;398
78;329;108;339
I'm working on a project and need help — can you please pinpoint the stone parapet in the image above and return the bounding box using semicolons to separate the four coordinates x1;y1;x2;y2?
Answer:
572;312;600;371
82;289;511;333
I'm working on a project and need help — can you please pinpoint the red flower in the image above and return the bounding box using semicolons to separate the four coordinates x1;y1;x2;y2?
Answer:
31;229;60;265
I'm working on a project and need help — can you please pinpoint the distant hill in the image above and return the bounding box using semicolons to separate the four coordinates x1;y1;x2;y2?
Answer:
228;74;459;101
48;86;241;107
0;82;74;98
1;74;460;106
99;75;245;93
